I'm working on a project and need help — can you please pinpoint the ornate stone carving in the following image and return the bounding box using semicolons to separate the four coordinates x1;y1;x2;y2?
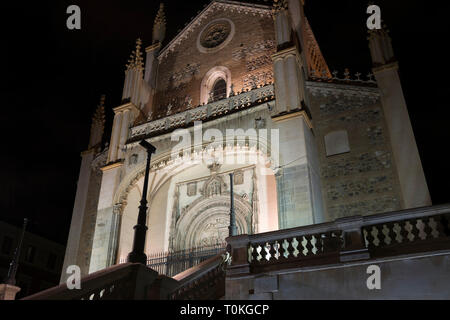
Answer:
243;71;273;90
126;39;144;71
187;182;197;197
167;63;200;85
255;117;266;129
130;84;275;140
246;54;272;72
113;203;124;215
198;218;229;247
91;149;108;174
129;154;138;165
232;40;275;61
208;162;222;174
200;23;231;48
234;170;244;185
158;2;271;60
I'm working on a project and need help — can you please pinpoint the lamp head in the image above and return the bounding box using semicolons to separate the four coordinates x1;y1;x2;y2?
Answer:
140;140;156;154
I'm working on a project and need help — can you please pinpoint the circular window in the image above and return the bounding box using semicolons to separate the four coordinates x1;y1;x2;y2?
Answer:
197;19;235;53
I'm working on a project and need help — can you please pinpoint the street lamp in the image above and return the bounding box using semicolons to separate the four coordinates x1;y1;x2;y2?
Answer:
228;173;237;237
4;218;28;286
127;140;156;264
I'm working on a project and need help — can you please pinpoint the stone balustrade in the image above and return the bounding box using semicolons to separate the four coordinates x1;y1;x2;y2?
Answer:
169;252;226;300
226;204;450;275
23;263;159;300
22;205;449;300
128;84;275;142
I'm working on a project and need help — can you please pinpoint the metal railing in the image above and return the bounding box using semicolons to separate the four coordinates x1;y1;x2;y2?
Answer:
120;243;227;278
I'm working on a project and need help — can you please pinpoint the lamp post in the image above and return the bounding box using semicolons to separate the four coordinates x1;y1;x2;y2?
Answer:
4;218;28;286
228;173;237;237
127;140;156;265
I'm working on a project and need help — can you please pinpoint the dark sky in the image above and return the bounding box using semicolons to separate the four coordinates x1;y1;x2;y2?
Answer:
2;0;449;245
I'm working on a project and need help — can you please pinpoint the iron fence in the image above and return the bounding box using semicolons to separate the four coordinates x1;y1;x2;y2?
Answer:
120;243;227;278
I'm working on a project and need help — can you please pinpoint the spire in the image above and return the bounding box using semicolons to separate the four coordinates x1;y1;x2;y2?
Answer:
272;0;288;13
126;39;144;71
152;3;166;44
368;23;395;67
89;95;106;149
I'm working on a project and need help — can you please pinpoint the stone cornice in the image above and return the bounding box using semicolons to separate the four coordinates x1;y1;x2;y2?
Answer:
145;42;161;53
272;110;313;129
372;61;399;74
128;84;275;143
158;0;272;61
101;161;124;172
113;102;141;117
271;46;298;61
306;80;381;99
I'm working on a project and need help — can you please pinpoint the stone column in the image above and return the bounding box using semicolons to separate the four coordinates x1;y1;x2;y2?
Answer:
60;149;95;283
271;1;324;229
108;111;123;163
117;110;130;160
369;28;431;209
89;163;123;273
0;284;21;300
271;47;306;115
273;113;324;229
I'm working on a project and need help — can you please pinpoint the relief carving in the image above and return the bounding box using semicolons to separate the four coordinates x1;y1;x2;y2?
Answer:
187;182;197;197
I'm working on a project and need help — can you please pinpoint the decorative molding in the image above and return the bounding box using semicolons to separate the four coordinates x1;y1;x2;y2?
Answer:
113;102;141;116
91;149;108;172
158;0;272;60
306;81;381;100
197;18;235;54
129;84;275;140
272;110;313;129
100;161;124;172
232;40;275;61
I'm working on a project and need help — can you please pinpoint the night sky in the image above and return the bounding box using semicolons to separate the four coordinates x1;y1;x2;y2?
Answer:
2;0;449;245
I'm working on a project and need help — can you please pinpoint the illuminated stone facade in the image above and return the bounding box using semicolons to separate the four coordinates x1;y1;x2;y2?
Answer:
61;0;431;281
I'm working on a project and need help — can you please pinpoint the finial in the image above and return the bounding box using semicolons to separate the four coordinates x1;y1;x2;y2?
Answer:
153;3;166;44
155;3;166;25
126;38;144;71
344;68;350;80
272;0;288;16
92;95;106;126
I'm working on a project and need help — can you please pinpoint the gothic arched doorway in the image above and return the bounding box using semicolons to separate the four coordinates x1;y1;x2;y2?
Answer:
170;193;252;251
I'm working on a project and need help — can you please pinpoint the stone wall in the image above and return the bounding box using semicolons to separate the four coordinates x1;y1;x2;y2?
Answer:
75;154;104;276
152;8;275;119
226;252;450;300
307;82;403;221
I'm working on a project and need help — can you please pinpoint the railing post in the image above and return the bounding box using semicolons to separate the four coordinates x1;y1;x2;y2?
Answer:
335;216;370;262
226;234;250;276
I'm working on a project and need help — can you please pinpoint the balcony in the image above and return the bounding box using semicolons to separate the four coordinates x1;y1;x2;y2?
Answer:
128;84;275;143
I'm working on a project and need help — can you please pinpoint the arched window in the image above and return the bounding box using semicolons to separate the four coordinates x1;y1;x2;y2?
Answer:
200;66;231;105
211;78;227;102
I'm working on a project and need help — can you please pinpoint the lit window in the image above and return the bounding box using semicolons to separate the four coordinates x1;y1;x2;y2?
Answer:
211;78;227;102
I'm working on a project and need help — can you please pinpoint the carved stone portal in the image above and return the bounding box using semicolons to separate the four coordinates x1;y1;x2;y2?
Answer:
171;195;252;251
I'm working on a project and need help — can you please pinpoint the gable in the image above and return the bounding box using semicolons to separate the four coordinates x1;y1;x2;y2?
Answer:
158;0;272;60
152;1;275;120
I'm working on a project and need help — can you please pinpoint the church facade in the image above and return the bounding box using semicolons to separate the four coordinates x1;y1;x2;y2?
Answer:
61;0;431;281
